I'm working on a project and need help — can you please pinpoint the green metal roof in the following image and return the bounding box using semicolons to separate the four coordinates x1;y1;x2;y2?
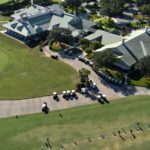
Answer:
3;4;95;37
95;29;150;69
85;30;122;45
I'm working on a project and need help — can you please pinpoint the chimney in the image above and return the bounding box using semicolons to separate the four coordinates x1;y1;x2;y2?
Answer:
122;38;126;44
145;26;150;33
73;10;76;16
31;0;33;5
145;26;150;36
145;26;149;33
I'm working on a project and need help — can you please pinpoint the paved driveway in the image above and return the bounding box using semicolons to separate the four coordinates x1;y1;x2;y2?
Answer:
0;46;150;118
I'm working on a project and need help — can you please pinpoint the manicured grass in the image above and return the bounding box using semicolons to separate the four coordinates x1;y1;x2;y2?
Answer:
0;0;9;4
129;76;150;87
0;33;79;99
101;67;150;87
101;67;124;80
0;16;10;21
0;16;9;31
0;23;5;30
0;95;149;150
52;0;62;3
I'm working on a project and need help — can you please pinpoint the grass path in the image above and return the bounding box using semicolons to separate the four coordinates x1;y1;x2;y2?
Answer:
0;95;149;150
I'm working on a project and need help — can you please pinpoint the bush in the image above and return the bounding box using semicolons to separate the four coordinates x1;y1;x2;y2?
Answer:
98;17;115;29
140;4;150;15
78;6;86;13
91;41;101;50
129;21;138;29
51;42;62;52
84;47;92;54
79;37;89;45
85;53;93;59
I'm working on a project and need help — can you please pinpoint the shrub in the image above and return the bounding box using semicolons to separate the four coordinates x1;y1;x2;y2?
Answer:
91;41;101;50
51;42;62;52
79;37;89;45
84;47;92;54
129;21;138;29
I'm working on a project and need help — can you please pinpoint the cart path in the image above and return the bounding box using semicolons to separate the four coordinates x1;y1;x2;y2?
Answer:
0;46;150;118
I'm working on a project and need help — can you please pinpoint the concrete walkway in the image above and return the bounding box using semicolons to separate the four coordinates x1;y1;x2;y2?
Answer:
0;94;97;118
0;46;150;118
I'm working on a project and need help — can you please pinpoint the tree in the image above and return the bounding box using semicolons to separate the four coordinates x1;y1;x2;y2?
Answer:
91;41;101;50
93;50;117;68
79;37;90;46
134;56;150;77
136;0;149;5
139;4;150;15
79;68;90;83
65;0;82;12
100;0;125;17
48;27;74;44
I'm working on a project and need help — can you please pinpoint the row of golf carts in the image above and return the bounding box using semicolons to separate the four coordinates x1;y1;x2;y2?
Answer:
93;68;124;86
78;56;124;86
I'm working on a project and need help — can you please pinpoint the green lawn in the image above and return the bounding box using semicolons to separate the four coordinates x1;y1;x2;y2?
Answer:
0;23;5;30
52;0;62;3
0;16;9;31
0;95;149;150
0;16;9;21
0;33;79;99
129;77;150;87
0;0;9;4
101;67;150;87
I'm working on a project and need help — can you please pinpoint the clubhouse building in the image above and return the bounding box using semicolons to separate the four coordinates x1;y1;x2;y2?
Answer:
3;3;96;42
2;1;150;71
95;28;150;71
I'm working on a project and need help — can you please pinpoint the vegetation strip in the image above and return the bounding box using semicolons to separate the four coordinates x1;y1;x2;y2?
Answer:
0;95;149;150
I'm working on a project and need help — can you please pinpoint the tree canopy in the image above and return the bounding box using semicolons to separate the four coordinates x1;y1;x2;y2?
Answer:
93;50;117;68
0;0;52;16
100;0;125;17
79;68;90;83
139;4;150;15
134;56;150;77
48;27;74;44
65;0;82;10
136;0;149;5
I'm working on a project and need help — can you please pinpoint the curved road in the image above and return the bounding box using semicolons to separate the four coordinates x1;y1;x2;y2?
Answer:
0;46;149;118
